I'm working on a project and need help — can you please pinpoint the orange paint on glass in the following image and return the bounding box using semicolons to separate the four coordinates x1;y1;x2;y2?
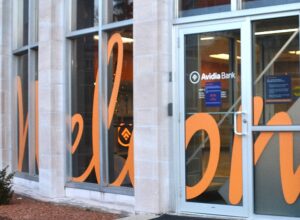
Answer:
185;96;299;205
228;97;263;205
254;111;300;204
17;76;29;172
106;33;134;186
107;33;123;129
17;77;39;171
117;127;131;147
71;33;134;187
111;133;134;186
71;114;84;154
72;70;100;183
185;113;220;199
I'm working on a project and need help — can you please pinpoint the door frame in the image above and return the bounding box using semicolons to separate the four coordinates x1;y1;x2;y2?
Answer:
173;10;300;220
175;19;253;218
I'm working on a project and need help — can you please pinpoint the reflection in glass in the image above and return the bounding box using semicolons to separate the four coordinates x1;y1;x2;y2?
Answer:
33;0;39;43
253;131;300;217
71;34;98;183
17;54;29;173
178;0;230;17
16;0;29;48
107;27;133;187
185;30;241;205
22;0;29;45
106;0;133;23
252;16;300;125
72;0;99;30
243;0;299;9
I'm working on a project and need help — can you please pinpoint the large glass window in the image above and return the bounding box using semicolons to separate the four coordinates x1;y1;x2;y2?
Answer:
17;54;29;173
178;0;231;17
107;27;133;187
14;0;39;177
71;34;98;183
252;16;300;126
68;0;134;192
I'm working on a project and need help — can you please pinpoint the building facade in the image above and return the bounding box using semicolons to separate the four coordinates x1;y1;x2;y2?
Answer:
0;0;299;219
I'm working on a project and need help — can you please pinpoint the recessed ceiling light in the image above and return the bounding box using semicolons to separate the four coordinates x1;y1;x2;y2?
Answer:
93;35;133;43
288;50;300;55
209;54;241;60
200;37;215;41
209;53;230;60
121;37;134;43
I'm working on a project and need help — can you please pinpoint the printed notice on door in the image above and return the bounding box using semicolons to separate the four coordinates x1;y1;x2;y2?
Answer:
205;82;221;107
266;75;292;103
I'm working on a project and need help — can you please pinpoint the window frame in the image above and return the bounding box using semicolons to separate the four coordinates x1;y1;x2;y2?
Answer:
174;0;300;25
12;0;39;179
65;0;134;196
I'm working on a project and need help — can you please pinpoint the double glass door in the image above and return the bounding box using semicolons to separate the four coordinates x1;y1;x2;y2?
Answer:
178;16;300;218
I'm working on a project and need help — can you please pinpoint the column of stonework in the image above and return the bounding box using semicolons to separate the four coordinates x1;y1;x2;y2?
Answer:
134;0;173;213
0;0;13;171
38;0;66;198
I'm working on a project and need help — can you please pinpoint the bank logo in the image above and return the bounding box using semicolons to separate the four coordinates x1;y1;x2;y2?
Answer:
189;71;200;84
122;128;131;141
201;72;235;81
118;125;133;148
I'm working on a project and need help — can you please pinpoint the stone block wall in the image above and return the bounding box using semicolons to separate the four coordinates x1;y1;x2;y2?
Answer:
38;0;66;198
134;0;173;214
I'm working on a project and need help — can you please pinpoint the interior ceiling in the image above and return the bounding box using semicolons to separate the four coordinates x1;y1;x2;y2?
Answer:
199;36;298;64
200;37;239;64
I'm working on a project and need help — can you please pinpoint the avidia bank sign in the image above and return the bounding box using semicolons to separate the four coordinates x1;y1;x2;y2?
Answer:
201;72;235;80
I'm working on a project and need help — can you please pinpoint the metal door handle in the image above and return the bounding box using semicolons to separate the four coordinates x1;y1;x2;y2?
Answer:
234;111;246;136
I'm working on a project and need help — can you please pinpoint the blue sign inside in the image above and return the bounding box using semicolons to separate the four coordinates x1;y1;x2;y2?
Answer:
205;82;221;107
266;75;292;103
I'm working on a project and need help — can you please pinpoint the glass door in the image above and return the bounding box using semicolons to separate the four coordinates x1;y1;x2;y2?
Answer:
178;22;250;217
251;16;300;218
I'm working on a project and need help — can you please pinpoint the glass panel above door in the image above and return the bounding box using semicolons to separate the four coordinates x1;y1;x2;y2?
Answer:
243;0;300;9
252;16;300;126
178;0;230;17
184;30;243;206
